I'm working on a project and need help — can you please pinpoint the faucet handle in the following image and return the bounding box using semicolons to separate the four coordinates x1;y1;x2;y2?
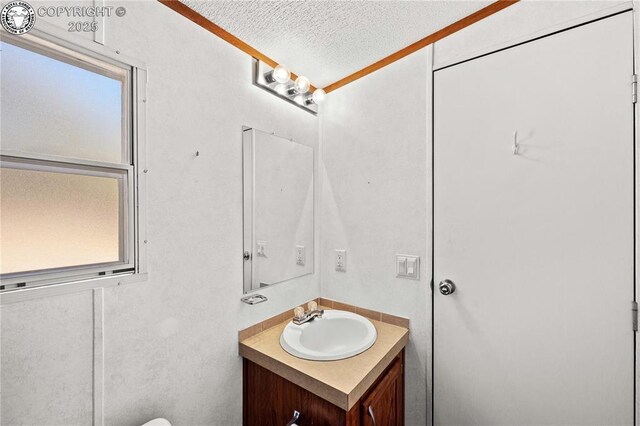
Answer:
307;301;318;311
294;306;305;319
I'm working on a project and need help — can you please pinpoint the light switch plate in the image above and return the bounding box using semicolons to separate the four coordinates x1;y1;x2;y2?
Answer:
397;254;419;279
257;241;267;257
296;245;305;266
335;249;346;272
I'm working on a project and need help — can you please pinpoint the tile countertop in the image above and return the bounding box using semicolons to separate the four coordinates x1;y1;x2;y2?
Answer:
238;308;409;411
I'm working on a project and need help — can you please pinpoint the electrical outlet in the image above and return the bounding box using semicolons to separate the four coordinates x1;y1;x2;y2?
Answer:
296;245;305;266
335;249;346;272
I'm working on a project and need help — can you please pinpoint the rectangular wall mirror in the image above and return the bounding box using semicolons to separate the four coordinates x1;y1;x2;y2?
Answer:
242;128;314;293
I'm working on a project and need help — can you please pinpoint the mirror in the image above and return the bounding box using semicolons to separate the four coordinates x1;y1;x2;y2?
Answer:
243;128;314;293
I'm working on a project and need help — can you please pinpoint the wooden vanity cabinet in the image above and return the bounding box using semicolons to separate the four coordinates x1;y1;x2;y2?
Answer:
243;350;405;426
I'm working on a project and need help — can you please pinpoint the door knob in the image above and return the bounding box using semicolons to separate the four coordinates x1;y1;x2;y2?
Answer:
439;279;456;295
243;251;251;261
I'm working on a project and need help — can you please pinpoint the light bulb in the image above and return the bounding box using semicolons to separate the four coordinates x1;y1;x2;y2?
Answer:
274;84;289;96
294;76;310;93
293;95;305;105
273;65;290;84
312;88;326;104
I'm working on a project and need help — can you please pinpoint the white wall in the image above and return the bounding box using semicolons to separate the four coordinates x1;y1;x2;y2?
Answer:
1;1;319;424
319;49;431;425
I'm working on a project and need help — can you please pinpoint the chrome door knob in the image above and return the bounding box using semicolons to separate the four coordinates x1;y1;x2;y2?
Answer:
243;251;251;261
439;279;456;295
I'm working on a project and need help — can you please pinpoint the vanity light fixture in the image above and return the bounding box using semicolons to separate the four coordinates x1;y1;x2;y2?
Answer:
252;58;321;114
312;89;326;104
273;65;290;83
299;89;327;107
294;76;310;93
263;64;290;84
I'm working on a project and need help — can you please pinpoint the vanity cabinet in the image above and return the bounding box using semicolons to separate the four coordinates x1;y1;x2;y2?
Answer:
243;350;404;426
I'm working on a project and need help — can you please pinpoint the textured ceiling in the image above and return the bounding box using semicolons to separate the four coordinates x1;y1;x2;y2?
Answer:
181;1;491;88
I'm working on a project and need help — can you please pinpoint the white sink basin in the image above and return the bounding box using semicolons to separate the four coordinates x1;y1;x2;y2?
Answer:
280;310;377;361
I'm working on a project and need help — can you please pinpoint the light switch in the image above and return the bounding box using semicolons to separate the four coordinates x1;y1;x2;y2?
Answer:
407;257;417;277
257;241;267;257
397;254;419;280
396;256;407;276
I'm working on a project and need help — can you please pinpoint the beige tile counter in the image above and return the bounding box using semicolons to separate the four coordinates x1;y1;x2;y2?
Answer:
239;313;409;411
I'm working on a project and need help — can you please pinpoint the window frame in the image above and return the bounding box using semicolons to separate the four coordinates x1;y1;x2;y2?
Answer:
0;26;147;297
0;154;135;284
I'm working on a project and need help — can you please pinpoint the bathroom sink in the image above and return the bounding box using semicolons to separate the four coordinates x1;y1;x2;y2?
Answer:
280;310;377;361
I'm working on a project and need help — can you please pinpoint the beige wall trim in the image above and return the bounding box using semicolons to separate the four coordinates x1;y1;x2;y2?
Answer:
319;298;410;328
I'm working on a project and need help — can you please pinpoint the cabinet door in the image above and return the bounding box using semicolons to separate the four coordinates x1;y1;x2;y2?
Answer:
361;354;404;426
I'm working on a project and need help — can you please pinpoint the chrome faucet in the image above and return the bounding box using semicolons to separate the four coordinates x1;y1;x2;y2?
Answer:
292;301;324;325
293;309;324;325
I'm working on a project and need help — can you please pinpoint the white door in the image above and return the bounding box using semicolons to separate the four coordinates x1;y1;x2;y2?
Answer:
433;11;635;425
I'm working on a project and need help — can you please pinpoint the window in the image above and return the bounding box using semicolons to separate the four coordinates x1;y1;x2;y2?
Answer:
0;34;143;291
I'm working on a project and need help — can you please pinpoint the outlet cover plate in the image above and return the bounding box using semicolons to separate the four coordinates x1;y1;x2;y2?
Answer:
296;245;305;266
335;249;346;272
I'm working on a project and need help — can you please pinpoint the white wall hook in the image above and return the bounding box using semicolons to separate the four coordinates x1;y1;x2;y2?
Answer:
512;130;520;155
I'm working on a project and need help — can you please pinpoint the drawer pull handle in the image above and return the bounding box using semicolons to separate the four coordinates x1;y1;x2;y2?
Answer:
286;410;300;426
368;405;377;426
